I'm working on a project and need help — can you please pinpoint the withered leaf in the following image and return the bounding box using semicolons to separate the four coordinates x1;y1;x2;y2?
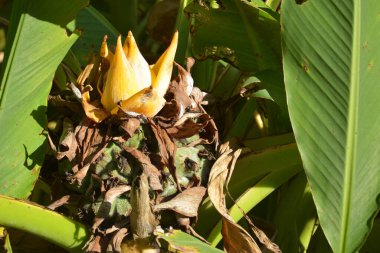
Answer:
148;119;179;189
156;62;194;124
118;117;141;137
153;186;206;217
221;218;261;253
56;118;77;161
85;235;102;253
48;95;83;113
174;62;194;96
166;113;210;139
208;143;262;253
69;164;90;185
47;195;71;210
104;185;131;203
75;119;110;166
107;228;128;253
123;147;162;191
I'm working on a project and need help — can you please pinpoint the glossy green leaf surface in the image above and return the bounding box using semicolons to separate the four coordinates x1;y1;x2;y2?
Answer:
282;0;380;252
156;229;223;253
0;0;87;198
0;195;89;253
185;0;281;72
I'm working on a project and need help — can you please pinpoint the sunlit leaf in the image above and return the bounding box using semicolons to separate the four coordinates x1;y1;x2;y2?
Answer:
0;0;88;198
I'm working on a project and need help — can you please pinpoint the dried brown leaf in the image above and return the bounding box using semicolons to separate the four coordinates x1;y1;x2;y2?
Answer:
208;143;261;253
221;218;261;253
104;185;131;203
48;95;83;113
69;164;90;184
153;186;206;217
118;117;141;137
107;228;128;253
75;119;110;166
85;235;102;253
148;119;179;189
166;113;211;139
47;195;70;210
123;147;162;191
155;61;194;125
174;62;194;96
56;118;77;161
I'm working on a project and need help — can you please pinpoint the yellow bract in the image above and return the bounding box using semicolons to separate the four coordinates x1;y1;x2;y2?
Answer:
100;31;178;117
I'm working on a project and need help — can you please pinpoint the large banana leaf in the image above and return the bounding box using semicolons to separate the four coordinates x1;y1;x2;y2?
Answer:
0;0;87;198
282;0;380;252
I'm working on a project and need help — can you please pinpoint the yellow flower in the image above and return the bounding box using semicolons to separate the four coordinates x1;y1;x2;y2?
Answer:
100;31;178;117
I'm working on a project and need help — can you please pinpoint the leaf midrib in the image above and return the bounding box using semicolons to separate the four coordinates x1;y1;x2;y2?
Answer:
340;1;361;252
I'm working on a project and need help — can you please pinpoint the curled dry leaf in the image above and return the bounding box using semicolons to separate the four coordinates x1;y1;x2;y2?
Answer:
148;119;179;188
118;117;141;137
107;228;128;253
93;184;131;229
153;186;206;217
166;113;212;139
69;164;90;185
208;143;262;253
85;235;102;253
48;94;83;113
156;61;194;124
123;147;162;191
56;118;77;161
75;119;110;166
47;195;71;210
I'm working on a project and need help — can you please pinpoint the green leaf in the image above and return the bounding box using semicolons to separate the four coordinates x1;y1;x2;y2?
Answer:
0;195;89;253
0;0;88;198
282;0;380;252
155;229;224;253
185;0;281;72
71;5;119;65
271;173;316;253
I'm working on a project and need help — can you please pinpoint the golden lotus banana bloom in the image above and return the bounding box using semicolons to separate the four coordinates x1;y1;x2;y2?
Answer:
100;31;178;117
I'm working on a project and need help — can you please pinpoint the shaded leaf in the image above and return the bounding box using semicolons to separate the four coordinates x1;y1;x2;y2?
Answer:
185;0;281;72
72;6;119;65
